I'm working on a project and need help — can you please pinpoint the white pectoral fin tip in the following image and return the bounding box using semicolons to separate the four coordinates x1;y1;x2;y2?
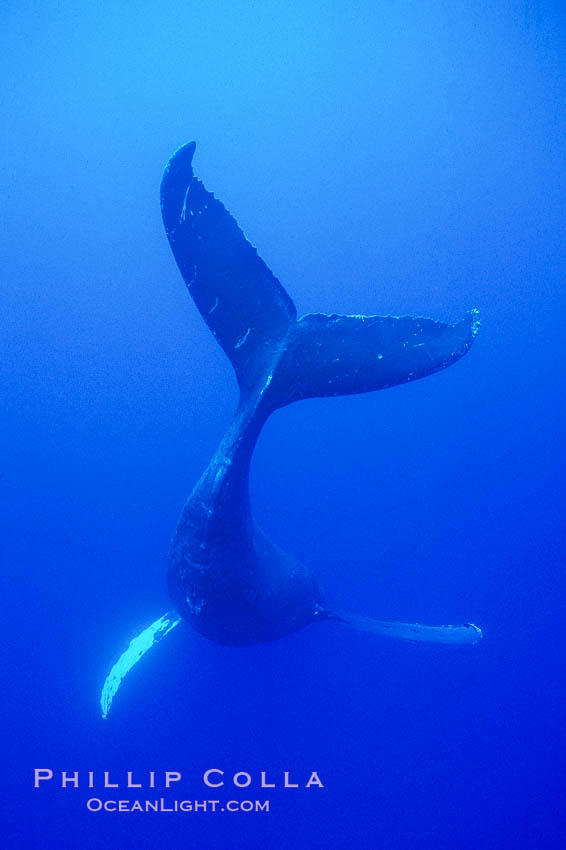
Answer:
100;611;182;719
333;612;482;645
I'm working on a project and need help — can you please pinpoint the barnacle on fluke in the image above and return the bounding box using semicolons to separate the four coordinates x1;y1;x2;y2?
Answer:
101;142;481;718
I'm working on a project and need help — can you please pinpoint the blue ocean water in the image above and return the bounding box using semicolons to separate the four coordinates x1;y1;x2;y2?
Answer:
3;2;565;847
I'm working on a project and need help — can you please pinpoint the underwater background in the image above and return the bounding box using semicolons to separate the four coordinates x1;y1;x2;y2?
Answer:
3;1;565;847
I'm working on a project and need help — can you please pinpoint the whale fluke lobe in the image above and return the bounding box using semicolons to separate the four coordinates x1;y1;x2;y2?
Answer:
276;309;480;406
329;611;483;645
160;141;296;396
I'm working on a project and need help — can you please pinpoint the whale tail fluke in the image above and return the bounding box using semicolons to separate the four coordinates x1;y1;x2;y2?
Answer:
327;610;483;645
160;142;479;410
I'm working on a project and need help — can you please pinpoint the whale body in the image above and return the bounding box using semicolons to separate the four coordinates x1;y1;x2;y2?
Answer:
100;142;482;717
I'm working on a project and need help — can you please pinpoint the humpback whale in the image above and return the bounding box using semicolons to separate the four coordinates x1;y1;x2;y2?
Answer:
101;142;482;718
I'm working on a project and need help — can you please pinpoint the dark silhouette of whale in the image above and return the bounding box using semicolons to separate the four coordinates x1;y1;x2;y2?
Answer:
101;142;482;717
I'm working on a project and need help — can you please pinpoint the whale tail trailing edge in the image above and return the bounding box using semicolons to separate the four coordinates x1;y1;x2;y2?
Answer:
160;142;479;410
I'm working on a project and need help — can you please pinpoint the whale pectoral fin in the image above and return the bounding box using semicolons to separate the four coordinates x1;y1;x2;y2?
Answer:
278;310;480;404
328;610;482;645
160;142;296;393
100;611;181;718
